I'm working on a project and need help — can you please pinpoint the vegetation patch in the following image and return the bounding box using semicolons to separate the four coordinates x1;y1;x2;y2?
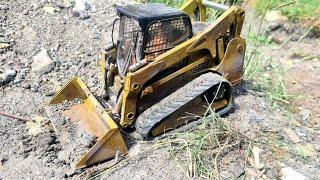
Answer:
254;0;320;21
170;110;250;179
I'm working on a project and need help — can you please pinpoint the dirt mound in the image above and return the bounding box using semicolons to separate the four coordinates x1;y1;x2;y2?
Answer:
46;99;97;169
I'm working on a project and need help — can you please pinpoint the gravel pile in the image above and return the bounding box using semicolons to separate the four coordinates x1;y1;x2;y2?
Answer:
47;99;97;169
0;0;126;93
0;0;126;178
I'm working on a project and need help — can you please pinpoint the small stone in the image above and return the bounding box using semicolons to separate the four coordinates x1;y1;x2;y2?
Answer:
72;0;93;20
0;69;17;85
73;0;94;12
32;87;39;92
45;91;56;96
246;168;258;177
267;22;282;32
78;11;90;20
280;167;306;180
65;169;76;177
265;10;288;23
13;79;22;84
43;6;56;14
72;10;80;17
252;146;264;169
31;49;55;75
43;156;49;163
220;171;233;179
295;127;306;137
0;157;7;166
22;146;33;153
283;127;300;143
40;136;56;146
23;83;31;89
269;35;284;44
298;108;311;121
0;42;10;49
229;162;245;177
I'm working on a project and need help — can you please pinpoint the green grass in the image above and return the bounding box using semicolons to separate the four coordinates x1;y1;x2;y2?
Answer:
254;0;320;21
243;3;300;108
243;44;298;108
170;109;248;179
248;31;272;45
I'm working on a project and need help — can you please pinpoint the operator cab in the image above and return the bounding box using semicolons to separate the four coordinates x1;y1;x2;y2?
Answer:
114;3;193;76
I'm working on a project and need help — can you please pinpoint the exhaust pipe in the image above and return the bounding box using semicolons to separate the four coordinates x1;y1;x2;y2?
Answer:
202;0;229;11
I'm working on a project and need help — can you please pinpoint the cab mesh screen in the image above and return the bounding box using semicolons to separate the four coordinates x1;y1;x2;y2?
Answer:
145;17;191;59
123;16;140;40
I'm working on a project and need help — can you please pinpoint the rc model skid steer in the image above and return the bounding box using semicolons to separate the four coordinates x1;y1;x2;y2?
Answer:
47;0;246;169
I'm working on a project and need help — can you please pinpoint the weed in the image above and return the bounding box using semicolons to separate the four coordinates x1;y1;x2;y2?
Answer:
243;0;299;108
244;49;298;108
248;31;272;45
170;108;247;179
254;0;320;21
274;140;314;160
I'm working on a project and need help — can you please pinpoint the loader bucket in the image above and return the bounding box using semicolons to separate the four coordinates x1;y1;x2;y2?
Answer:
48;77;128;169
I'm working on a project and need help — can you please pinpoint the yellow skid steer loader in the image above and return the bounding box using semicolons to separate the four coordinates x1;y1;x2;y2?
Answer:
48;0;246;169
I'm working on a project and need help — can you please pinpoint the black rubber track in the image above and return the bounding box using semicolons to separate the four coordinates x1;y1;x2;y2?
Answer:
135;72;232;138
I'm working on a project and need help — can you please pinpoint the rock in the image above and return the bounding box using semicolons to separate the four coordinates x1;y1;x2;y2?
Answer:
252;146;264;169
298;108;311;121
39;135;56;147
220;171;233;179
22;83;31;89
43;6;56;14
0;156;7;166
73;0;94;12
72;10;90;20
229;162;245;177
31;49;55;75
246;168;258;178
267;22;282;32
283;127;300;143
268;35;284;44
78;12;90;20
0;42;10;49
64;169;76;177
280;167;306;180
265;10;288;23
0;69;17;85
314;144;320;152
45;91;56;96
72;0;94;20
295;127;306;137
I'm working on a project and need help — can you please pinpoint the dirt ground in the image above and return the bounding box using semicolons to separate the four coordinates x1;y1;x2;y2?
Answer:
0;0;319;179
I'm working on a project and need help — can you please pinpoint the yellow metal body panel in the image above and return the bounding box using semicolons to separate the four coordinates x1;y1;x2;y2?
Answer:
120;61;166;127
146;56;209;91
181;0;206;21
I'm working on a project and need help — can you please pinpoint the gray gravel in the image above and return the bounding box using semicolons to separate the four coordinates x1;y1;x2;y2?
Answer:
0;0;125;179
